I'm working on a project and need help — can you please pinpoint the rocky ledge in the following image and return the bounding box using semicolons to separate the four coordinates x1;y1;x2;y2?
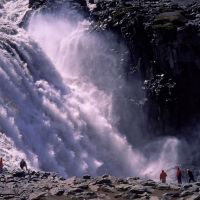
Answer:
1;170;200;200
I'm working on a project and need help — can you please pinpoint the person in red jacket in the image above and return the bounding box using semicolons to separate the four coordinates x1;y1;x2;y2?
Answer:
176;167;182;184
0;157;3;173
160;170;167;183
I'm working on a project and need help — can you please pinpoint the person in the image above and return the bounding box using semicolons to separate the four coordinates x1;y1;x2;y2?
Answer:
0;157;3;173
176;167;182;184
20;159;28;171
160;170;167;183
187;169;195;183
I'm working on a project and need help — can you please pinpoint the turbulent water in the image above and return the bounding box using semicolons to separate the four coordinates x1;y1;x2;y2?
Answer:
0;0;180;179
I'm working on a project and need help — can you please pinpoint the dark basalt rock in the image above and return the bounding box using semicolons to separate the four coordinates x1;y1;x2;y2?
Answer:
89;0;200;137
83;174;91;179
13;171;26;178
29;0;47;9
28;0;88;13
95;178;112;185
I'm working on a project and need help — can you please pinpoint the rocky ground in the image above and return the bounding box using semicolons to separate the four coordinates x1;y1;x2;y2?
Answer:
1;170;200;200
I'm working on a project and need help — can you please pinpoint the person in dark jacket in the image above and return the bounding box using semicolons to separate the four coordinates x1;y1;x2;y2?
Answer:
0;157;3;173
176;167;182;184
20;159;28;171
187;169;195;183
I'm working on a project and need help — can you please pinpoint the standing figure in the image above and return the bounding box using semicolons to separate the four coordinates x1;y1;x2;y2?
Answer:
0;157;3;173
187;169;195;183
176;167;182;184
160;170;167;183
20;159;28;171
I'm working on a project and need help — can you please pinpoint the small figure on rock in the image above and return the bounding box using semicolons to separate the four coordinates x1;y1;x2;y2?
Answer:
187;169;195;183
0;157;3;173
160;170;167;183
176;167;182;184
20;159;28;171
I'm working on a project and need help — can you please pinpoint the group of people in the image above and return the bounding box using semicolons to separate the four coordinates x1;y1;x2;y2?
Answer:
0;158;197;184
0;157;28;173
160;167;195;184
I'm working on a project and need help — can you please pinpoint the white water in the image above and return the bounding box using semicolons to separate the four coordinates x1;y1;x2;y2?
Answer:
0;0;179;179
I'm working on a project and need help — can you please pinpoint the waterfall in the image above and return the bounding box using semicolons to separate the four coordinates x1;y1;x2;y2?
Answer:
0;0;179;179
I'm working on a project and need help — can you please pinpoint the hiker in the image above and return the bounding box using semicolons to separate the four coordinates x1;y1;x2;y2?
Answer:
176;167;182;184
160;170;167;183
0;157;3;173
20;159;28;171
187;169;195;183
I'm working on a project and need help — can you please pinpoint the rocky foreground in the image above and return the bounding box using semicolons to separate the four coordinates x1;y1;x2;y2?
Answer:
1;170;200;200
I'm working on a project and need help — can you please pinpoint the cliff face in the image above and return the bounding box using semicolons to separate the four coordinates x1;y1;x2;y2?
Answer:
89;0;200;135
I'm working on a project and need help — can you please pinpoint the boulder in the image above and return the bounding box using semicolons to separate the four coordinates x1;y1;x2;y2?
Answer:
13;171;26;178
29;192;47;200
83;174;91;179
95;178;112;185
49;188;65;196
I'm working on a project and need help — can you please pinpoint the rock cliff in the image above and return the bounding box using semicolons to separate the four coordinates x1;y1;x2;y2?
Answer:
88;0;200;135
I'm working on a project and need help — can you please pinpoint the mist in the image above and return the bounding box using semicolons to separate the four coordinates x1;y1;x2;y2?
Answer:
0;0;183;180
26;10;180;179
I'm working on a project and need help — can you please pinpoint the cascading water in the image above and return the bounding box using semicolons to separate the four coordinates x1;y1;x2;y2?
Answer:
0;0;180;179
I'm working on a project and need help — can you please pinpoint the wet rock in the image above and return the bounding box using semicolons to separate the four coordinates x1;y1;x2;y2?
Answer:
115;184;131;191
78;191;97;199
183;184;193;189
41;172;51;179
180;190;193;197
67;188;84;195
2;168;200;200
102;174;109;178
49;188;65;196
144;186;155;194
117;178;129;184
143;180;157;187
83;174;91;179
13;171;26;178
195;182;200;186
29;192;46;200
188;186;200;193
95;178;112;185
161;196;173;200
170;184;181;190
129;185;146;194
163;191;180;197
100;185;116;193
150;196;159;200
186;194;200;200
156;183;170;190
76;183;89;190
